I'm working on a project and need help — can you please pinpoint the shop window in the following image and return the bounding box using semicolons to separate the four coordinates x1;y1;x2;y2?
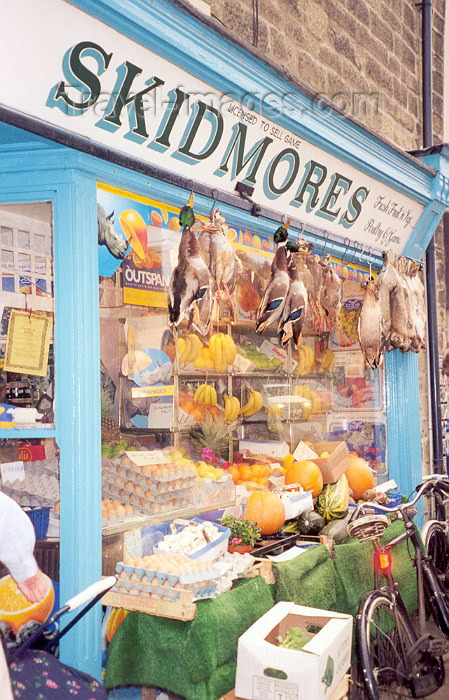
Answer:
0;203;54;427
98;183;386;567
0;438;60;582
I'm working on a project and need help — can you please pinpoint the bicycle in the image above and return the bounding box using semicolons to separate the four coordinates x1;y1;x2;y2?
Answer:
420;474;449;591
348;478;449;700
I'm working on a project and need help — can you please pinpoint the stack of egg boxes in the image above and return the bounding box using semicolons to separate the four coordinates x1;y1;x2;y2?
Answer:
114;557;221;601
103;454;198;515
1;459;59;508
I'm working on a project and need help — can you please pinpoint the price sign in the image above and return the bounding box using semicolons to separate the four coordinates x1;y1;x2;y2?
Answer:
125;450;170;466
1;460;25;483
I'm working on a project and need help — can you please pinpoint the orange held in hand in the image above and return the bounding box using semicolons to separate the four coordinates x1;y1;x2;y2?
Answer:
0;574;54;635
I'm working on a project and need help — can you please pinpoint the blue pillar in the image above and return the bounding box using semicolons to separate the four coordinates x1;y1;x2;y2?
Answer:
385;349;424;525
54;174;102;679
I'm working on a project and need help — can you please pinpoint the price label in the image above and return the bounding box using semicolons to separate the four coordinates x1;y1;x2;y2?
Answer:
292;441;318;461
232;353;255;373
1;460;25;483
125;450;170;466
148;401;173;429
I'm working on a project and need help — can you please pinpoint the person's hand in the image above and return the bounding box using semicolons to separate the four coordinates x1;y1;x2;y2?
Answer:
18;570;48;603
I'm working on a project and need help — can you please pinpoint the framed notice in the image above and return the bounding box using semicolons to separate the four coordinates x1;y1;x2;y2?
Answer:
4;310;52;377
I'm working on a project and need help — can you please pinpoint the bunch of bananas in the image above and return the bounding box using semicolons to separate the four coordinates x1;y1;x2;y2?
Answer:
223;394;241;423
296;343;314;376
194;347;215;370
239;387;263;418
318;348;336;372
209;333;237;372
193;383;217;406
178;334;203;365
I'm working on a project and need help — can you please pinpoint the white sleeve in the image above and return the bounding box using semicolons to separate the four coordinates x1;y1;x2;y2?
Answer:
0;492;38;583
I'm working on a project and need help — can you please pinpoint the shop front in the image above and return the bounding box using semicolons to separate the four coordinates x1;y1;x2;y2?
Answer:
1;0;449;685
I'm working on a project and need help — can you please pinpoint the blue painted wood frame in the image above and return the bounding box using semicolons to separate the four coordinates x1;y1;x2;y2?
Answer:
1;0;449;675
0;144;102;679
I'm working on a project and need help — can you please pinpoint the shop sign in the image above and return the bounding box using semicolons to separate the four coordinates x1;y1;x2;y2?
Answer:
1;0;424;254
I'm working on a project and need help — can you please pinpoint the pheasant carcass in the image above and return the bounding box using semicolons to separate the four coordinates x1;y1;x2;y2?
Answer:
406;260;426;351
319;254;342;332
358;278;383;369
395;257;416;352
196;209;242;317
278;254;308;346
304;251;326;333
389;256;411;352
168;195;213;335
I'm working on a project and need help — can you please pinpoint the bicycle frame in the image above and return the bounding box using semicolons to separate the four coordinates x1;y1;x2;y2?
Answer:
374;511;449;637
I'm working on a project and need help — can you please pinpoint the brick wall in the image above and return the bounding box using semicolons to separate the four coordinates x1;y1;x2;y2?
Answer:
207;0;445;148
203;0;447;478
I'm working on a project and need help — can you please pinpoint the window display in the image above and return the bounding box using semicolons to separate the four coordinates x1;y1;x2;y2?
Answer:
98;183;388;546
0;203;54;427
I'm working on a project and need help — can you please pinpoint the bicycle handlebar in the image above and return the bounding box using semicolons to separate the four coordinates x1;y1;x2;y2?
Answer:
351;479;431;521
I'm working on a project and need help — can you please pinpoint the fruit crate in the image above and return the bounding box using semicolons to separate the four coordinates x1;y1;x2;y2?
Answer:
22;506;51;539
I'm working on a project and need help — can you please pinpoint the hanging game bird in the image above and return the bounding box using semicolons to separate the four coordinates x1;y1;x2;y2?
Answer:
278;254;308;346
168;193;213;335
255;244;290;332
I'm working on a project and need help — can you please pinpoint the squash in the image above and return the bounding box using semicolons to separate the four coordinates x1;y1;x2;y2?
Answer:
285;460;323;498
320;515;352;544
297;511;326;536
244;490;285;535
345;455;374;500
316;474;350;521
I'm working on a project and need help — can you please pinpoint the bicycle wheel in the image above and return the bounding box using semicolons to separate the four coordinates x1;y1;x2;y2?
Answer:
422;520;449;590
357;591;416;699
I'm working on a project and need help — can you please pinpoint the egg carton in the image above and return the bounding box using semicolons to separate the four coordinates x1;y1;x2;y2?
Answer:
116;561;220;586
102;488;191;515
103;476;196;500
113;580;216;601
104;468;196;493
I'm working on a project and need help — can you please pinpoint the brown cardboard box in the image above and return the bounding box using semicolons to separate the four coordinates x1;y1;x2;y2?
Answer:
313;441;349;484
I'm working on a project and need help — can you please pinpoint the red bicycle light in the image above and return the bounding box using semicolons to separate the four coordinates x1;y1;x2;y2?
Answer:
375;550;392;574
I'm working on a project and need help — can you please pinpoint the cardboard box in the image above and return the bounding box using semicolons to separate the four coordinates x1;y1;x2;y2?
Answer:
235;602;352;700
312;441;349;484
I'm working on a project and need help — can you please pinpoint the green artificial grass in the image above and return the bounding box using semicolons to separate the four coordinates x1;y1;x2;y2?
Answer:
105;577;274;699
105;521;419;699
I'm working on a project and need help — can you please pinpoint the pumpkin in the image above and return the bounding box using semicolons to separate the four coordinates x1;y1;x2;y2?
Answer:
244;490;285;535
285;460;323;498
297;511;326;535
345;455;374;500
316;474;350;521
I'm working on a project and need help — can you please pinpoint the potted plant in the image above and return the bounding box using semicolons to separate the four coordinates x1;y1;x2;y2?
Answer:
220;515;261;553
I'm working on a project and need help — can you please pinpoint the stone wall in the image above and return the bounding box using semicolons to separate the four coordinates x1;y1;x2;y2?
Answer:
202;0;447;479
207;0;445;148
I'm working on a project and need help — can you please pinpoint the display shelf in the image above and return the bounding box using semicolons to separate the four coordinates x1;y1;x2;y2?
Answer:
101;498;235;536
0;427;56;439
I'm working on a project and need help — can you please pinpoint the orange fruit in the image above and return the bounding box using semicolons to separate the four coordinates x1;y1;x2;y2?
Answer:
239;464;253;481
151;253;162;270
228;466;239;483
143;251;154;268
168;217;181;231
151;211;163;226
0;575;54;635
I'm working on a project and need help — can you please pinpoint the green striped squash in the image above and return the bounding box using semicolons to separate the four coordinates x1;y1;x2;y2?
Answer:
316;474;350;521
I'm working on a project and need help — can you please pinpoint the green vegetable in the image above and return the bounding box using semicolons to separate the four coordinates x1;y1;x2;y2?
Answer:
320;515;351;544
282;520;300;534
276;626;310;650
263;668;288;680
297;511;326;536
316;474;349;521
